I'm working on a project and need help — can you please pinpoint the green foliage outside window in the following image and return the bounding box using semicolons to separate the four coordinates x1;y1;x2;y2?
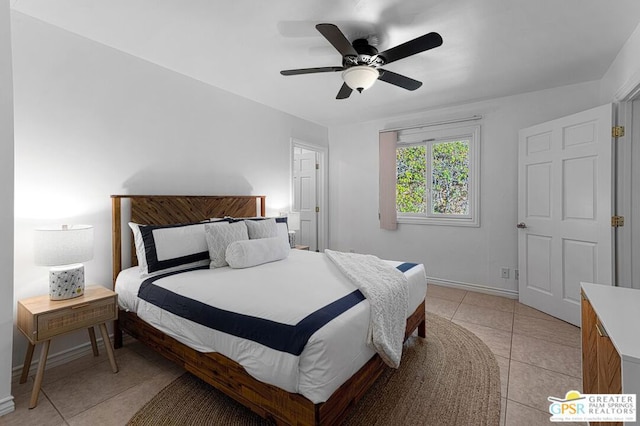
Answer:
396;145;426;213
432;140;469;215
396;140;470;215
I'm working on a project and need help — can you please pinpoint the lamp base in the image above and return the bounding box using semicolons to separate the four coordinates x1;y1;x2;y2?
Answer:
49;264;85;300
288;231;296;249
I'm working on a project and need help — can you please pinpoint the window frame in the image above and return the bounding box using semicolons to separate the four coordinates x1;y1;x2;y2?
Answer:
396;123;480;227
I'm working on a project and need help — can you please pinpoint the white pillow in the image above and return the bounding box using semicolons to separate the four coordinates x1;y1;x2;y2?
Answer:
226;237;290;269
205;221;249;268
245;218;278;239
129;222;209;277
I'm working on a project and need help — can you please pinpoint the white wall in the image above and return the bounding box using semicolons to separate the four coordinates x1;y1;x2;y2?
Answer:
10;12;327;369
328;81;602;296
600;22;640;102
0;0;15;416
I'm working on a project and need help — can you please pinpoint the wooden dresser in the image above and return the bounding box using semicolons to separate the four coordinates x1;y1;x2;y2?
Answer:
581;282;640;426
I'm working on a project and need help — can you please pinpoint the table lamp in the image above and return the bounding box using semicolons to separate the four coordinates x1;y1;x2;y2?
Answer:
34;225;94;300
287;212;300;248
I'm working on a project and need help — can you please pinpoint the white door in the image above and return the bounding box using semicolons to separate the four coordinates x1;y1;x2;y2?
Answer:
293;152;318;250
518;104;614;326
632;100;640;290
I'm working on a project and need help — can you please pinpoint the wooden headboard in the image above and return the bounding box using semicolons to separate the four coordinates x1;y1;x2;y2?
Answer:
111;195;266;287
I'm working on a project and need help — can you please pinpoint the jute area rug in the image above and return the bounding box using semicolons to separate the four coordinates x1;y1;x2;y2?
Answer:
128;313;501;425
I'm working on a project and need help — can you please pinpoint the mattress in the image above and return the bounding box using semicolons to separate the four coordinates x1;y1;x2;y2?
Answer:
115;249;427;403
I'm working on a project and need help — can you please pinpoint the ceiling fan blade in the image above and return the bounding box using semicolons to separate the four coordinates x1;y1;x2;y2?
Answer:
280;66;344;76
378;69;423;91
336;83;353;99
316;23;358;57
378;32;442;65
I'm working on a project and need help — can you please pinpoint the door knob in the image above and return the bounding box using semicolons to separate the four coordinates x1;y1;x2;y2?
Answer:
516;222;527;229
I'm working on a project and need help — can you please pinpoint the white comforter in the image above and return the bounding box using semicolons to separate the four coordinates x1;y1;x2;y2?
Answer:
116;249;426;403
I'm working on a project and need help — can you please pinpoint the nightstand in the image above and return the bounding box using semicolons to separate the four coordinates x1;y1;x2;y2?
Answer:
17;285;119;408
294;245;310;251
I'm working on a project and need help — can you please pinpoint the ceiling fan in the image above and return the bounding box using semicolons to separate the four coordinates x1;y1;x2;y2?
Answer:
280;23;443;99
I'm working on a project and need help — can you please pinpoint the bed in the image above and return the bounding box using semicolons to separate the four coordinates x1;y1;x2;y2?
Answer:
111;195;427;425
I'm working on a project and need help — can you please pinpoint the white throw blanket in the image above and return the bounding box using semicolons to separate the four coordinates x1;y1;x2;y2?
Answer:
325;249;409;368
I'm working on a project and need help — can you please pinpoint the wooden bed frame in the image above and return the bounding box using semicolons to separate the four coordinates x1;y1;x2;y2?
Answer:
111;195;426;425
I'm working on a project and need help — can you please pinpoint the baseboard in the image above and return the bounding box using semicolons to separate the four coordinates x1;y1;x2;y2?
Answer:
0;395;15;416
427;276;519;299
12;334;114;381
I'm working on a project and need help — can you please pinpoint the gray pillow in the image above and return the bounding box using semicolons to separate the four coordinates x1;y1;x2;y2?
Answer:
204;221;249;268
245;218;278;239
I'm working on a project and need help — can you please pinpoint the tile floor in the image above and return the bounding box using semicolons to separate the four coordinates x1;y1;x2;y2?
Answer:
3;284;584;426
426;285;585;426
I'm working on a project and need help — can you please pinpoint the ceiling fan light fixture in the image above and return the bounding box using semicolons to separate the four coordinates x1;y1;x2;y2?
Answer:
342;66;379;93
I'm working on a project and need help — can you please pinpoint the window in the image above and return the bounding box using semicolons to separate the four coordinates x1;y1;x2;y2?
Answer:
395;123;480;226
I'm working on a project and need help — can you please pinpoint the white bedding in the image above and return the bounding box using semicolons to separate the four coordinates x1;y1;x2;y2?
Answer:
115;249;427;403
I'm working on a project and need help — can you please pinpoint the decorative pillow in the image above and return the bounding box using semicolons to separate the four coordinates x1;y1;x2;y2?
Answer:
274;217;289;244
204;221;249;268
226;216;288;244
129;222;209;276
225;237;290;269
244;218;278;239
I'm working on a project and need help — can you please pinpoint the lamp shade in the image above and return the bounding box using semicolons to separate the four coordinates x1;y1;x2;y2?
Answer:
342;66;379;92
34;225;94;266
288;212;301;232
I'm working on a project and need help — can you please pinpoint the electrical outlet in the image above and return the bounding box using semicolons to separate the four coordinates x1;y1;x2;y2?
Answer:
515;269;519;280
500;267;510;279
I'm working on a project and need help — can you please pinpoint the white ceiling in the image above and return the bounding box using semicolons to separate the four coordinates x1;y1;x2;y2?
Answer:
10;0;640;126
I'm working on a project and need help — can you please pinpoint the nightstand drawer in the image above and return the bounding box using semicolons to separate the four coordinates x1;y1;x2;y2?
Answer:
36;297;117;341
